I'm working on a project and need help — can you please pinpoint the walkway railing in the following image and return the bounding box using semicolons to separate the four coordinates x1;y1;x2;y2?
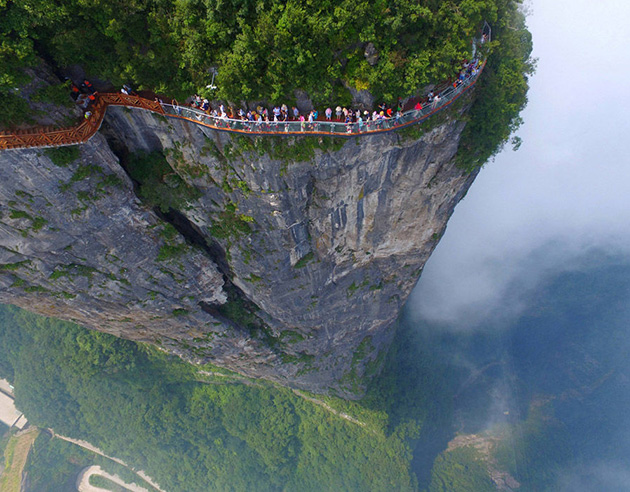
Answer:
0;33;489;151
160;61;484;137
0;93;165;151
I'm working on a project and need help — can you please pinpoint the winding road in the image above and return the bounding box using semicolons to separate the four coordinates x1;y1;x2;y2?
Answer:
76;465;150;492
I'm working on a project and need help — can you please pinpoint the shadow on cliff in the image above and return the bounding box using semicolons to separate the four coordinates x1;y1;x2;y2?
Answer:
101;131;277;346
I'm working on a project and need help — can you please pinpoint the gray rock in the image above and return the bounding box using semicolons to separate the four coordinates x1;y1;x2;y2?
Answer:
0;97;478;397
364;42;379;66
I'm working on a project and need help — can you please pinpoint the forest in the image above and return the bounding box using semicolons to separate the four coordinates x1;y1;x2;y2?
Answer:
0;0;533;167
0;298;502;491
0;305;424;491
12;249;625;491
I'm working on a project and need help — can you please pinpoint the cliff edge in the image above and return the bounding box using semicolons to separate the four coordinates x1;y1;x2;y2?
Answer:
0;96;479;396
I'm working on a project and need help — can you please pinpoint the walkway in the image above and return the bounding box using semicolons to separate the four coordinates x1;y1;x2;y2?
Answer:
0;95;163;151
0;61;485;151
291;389;374;431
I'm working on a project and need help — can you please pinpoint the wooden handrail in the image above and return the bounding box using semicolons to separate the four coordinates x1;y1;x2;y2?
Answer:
0;94;165;151
0;60;485;151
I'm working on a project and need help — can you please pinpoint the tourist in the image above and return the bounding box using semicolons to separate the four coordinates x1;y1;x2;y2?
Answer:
70;83;80;101
335;106;342;121
81;79;95;94
325;107;332;120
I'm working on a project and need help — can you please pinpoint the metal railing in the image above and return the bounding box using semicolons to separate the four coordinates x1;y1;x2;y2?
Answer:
160;60;485;138
0;26;490;150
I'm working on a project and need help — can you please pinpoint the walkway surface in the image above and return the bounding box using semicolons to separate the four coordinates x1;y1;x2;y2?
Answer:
0;61;485;151
76;465;151;492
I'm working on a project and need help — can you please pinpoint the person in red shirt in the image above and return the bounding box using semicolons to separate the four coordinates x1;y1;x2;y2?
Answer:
70;83;80;101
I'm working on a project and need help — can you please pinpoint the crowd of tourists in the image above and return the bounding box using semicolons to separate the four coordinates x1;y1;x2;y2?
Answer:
68;78;99;119
68;54;482;131
177;58;483;133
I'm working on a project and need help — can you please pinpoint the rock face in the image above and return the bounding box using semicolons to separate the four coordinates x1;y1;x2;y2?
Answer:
0;102;477;396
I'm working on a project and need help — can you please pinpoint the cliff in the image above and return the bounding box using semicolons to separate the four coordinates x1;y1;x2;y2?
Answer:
0;101;477;396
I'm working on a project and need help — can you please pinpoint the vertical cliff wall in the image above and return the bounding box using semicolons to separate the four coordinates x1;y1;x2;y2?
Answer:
0;100;477;396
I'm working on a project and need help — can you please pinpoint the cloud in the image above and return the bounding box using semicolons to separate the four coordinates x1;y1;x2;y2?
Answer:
407;0;630;329
555;462;630;492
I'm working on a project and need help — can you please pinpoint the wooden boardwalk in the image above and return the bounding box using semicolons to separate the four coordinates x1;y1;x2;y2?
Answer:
0;94;165;151
0;62;485;151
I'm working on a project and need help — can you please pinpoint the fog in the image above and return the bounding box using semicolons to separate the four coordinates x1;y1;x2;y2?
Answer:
401;1;630;488
409;0;630;328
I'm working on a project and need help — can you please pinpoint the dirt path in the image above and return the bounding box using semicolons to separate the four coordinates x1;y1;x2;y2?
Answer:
48;430;165;492
76;465;150;492
0;427;40;492
197;370;372;431
291;390;373;431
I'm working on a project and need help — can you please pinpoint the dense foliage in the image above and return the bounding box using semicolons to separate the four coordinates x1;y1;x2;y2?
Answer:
428;446;495;491
2;0;525;107
14;256;626;491
0;305;419;491
24;434;159;492
1;0;533;169
456;0;534;169
25;434;97;492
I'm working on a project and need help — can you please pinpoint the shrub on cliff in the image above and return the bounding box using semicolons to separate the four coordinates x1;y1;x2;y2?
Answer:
3;0;521;107
457;0;535;169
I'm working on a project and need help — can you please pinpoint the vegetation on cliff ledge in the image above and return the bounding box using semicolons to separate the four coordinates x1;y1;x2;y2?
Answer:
1;1;531;152
0;304;422;491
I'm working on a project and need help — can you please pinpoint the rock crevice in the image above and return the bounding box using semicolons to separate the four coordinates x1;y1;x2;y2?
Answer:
0;100;478;396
